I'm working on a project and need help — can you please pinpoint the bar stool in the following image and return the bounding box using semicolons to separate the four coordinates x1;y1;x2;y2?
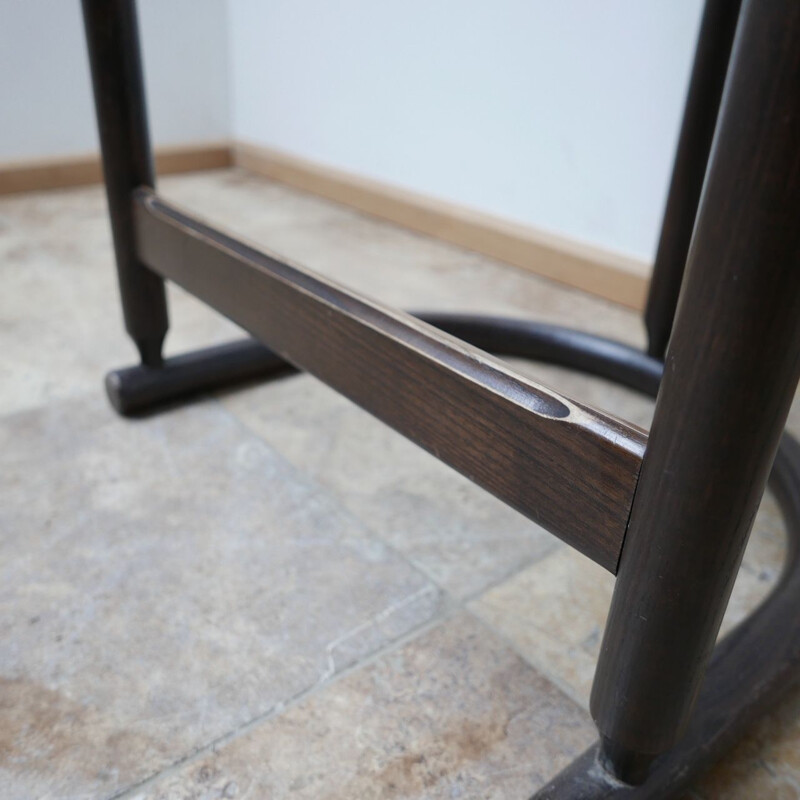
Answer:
81;0;800;796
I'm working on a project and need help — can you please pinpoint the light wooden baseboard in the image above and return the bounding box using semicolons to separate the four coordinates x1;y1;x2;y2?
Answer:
233;141;651;310
0;139;650;308
0;143;232;196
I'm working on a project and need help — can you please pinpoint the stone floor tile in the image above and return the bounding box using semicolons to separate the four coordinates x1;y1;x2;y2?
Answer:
4;169;800;798
0;185;240;415
135;613;596;800
0;396;441;800
158;169;357;232
470;546;613;708
470;486;787;709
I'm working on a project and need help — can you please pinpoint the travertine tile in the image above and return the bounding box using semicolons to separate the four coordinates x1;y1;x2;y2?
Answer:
0;172;365;415
470;546;613;708
135;614;596;800
158;168;356;231
220;374;558;600
217;214;646;347
0;396;440;799
0;184;242;415
4;169;800;798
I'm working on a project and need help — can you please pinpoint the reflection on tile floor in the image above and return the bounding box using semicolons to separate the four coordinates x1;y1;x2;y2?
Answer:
0;169;798;798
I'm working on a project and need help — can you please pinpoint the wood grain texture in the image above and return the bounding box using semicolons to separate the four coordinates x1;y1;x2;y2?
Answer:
0;144;232;196
536;433;800;798
592;0;800;763
133;189;647;571
233;142;650;310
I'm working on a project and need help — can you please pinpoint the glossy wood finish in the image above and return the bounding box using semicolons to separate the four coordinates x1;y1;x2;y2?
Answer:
644;0;742;358
132;189;646;571
82;0;168;365
591;0;800;772
420;315;663;397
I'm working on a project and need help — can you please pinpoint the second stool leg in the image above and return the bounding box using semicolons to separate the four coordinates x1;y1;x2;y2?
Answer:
82;0;169;366
591;0;800;780
644;0;741;359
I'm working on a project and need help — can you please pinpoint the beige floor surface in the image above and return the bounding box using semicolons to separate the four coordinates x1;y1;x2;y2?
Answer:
1;168;798;799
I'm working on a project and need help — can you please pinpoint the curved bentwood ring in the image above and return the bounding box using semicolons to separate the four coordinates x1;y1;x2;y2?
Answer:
105;316;800;799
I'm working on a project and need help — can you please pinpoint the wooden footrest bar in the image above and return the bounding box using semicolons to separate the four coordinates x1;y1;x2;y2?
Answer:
133;189;646;571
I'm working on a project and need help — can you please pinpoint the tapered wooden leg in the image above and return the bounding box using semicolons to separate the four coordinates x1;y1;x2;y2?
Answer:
82;0;168;365
643;0;741;359
591;0;800;780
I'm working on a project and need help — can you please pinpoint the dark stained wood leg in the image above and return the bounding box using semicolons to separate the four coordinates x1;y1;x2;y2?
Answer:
81;0;168;366
534;432;800;798
643;0;741;359
591;0;800;781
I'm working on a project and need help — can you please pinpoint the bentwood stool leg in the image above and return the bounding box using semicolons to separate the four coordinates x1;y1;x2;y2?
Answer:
535;1;800;792
82;0;168;366
590;0;800;783
643;0;741;359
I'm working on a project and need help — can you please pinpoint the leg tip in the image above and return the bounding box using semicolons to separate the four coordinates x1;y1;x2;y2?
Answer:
599;737;655;785
104;369;134;416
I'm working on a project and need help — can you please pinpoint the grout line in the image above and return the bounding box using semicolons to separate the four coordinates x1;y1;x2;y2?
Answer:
457;540;564;606
100;396;577;796
108;610;456;800
462;605;593;714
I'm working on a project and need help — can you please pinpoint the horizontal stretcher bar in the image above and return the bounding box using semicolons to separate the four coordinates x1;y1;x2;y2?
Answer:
133;188;647;572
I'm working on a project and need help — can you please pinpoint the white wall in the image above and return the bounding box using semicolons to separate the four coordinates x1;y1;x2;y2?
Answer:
1;1;704;261
229;0;704;261
0;0;230;161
